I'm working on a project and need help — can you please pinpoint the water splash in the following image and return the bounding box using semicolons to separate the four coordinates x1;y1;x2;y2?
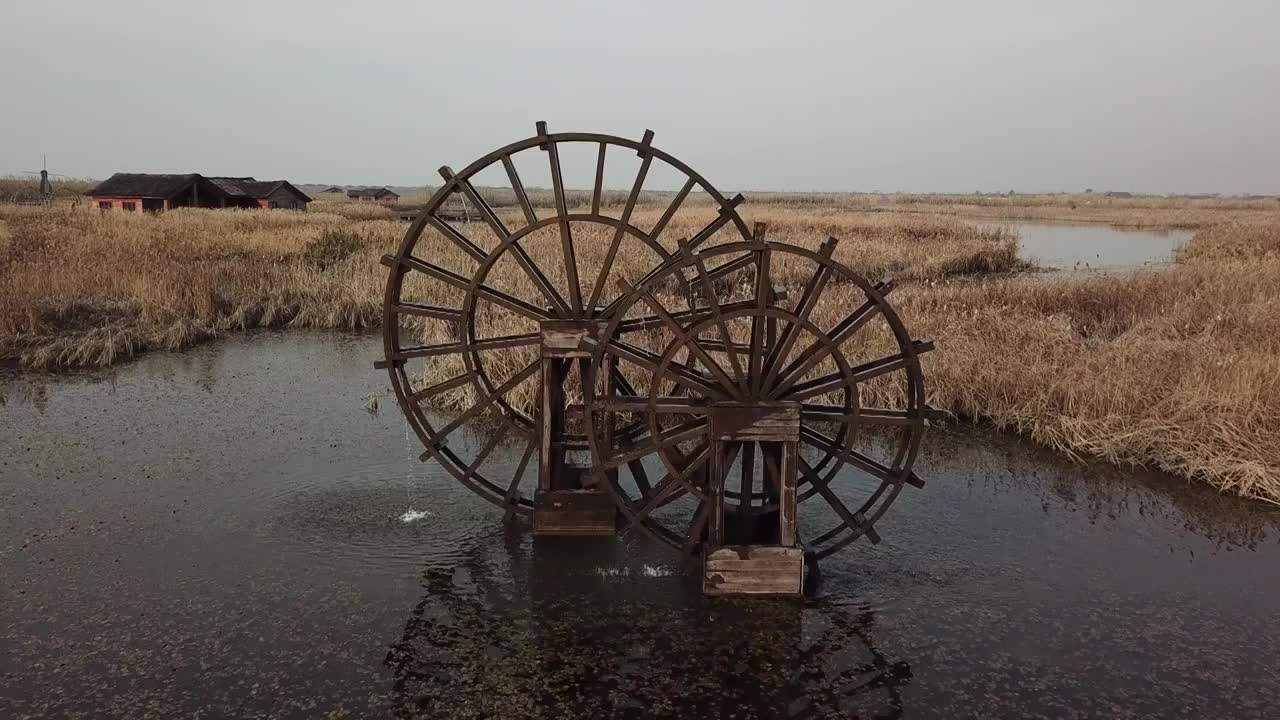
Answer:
399;508;433;524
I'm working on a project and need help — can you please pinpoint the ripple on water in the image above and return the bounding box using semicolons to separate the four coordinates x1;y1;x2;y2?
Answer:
270;480;502;573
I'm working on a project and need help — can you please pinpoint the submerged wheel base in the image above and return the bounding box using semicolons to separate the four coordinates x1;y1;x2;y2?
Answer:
532;489;618;536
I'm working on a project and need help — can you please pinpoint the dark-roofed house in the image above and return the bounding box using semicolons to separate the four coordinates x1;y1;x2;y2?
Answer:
207;177;311;209
320;186;346;194
86;174;224;213
347;187;400;203
87;173;311;212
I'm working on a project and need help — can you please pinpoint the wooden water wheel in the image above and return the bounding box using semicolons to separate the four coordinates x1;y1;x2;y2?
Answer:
581;235;938;592
377;122;752;521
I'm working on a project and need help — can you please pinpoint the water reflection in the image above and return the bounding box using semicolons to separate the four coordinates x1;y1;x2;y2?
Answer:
384;531;912;719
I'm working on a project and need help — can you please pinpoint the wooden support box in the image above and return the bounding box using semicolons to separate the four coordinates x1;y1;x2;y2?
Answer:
532;488;617;536
703;545;804;597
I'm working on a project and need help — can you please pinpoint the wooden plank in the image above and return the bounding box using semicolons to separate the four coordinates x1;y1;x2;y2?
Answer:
707;545;802;560
702;545;803;596
532;489;616;536
709;401;801;442
705;558;804;570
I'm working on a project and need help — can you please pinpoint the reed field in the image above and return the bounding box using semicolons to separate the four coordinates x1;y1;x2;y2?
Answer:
1;187;1278;504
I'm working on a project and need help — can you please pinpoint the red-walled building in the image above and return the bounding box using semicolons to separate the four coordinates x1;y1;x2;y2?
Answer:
87;173;311;212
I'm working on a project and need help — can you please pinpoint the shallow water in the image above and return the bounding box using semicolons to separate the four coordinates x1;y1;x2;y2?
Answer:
997;222;1193;271
2;333;1278;718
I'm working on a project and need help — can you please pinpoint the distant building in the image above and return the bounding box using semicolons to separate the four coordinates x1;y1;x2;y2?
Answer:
1104;191;1134;199
320;186;346;194
347;187;400;203
87;173;310;212
208;177;311;209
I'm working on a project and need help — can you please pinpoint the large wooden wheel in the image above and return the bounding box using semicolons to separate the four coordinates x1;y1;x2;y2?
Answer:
583;237;936;559
379;122;752;517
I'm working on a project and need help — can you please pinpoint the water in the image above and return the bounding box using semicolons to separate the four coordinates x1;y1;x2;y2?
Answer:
997;222;1193;271
2;333;1278;718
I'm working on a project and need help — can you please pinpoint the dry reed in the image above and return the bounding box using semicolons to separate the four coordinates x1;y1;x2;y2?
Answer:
2;199;1278;503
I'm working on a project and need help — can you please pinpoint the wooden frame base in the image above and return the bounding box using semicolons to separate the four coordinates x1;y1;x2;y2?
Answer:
703;545;804;596
532;489;617;536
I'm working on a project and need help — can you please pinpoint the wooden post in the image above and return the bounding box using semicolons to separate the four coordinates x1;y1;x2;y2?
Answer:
708;439;726;547
537;359;565;493
779;440;798;547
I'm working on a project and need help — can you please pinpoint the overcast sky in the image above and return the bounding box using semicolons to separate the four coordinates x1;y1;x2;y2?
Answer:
3;1;1277;194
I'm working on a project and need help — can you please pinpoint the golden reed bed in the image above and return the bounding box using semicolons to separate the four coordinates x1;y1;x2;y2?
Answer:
1;199;1277;504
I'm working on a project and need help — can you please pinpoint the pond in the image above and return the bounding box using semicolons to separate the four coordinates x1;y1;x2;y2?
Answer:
995;222;1193;271
2;333;1278;718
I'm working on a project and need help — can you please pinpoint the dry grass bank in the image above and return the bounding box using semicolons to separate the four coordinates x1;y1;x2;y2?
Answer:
0;206;397;366
892;241;1280;504
745;192;1280;229
0;202;1013;368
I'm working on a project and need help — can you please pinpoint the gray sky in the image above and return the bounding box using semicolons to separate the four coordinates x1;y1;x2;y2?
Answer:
3;0;1277;194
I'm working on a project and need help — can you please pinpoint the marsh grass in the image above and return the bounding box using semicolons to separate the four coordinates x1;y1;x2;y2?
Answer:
0;175;97;205
2;199;1278;503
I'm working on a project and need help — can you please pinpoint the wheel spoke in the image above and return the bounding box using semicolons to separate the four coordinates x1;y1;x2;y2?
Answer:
591;141;606;215
627;458;654;497
767;282;894;399
648;178;695;243
623;442;710;526
465;419;511;475
587;130;654;311
384;254;550;322
785;341;934;401
425;215;488;263
500;154;537;226
393;332;541;360
441;165;572;317
409;373;473;403
541;126;584;315
704;254;755;284
597;338;730;400
685;194;746;252
622;277;743;401
418;361;541;457
388;303;463;323
597;418;708;471
800;426;922;488
598;194;744;317
502;435;538;521
614;299;754;335
761;237;837;389
797;456;871;542
678;237;747;393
